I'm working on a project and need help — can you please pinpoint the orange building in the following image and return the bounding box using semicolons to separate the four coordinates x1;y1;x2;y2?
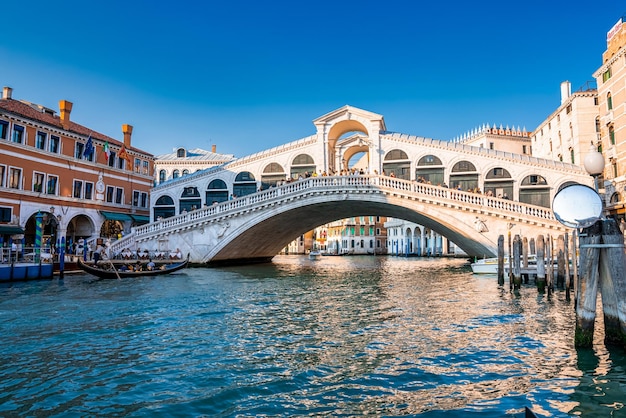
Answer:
0;86;154;254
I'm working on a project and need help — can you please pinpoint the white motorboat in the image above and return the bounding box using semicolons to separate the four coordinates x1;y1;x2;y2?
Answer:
309;250;322;260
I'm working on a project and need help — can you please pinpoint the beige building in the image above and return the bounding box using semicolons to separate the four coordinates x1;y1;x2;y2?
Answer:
594;16;626;218
454;123;531;155
155;146;234;185
530;81;599;172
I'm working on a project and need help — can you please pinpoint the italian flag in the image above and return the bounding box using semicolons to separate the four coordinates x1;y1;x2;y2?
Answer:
103;141;110;161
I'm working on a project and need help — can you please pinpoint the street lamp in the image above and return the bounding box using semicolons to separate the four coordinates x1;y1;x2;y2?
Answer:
583;143;605;191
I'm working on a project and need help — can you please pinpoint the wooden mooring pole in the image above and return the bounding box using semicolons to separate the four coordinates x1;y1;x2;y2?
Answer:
512;234;522;289
598;219;626;347
575;221;602;348
536;235;546;293
497;235;504;285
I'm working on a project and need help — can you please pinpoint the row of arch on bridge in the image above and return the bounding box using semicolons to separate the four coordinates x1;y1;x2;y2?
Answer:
153;150;570;220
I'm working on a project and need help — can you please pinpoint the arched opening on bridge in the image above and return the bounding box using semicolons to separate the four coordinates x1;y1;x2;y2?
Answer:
206;179;229;205
450;161;478;191
383;149;410;179
416;155;444;185
261;163;287;189
519;174;550;207
327;119;369;174
484;167;513;198
290;154;316;179
233;171;257;197
153;195;176;220
180;187;201;213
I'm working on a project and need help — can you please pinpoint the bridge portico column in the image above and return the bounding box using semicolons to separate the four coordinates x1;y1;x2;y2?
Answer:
420;229;426;256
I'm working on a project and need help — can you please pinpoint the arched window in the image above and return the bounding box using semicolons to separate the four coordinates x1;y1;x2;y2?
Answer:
233;171;257;197
153;195;176;220
595;117;601;133
608;92;613;111
291;154;316;179
159;169;167;184
519;174;550;207
180;187;201;213
261;162;286;189
173;170;180;179
177;148;186;158
206;179;229;204
450;161;478;191
415;155;444;185
383;149;410;180
610;125;616;145
484;167;513;198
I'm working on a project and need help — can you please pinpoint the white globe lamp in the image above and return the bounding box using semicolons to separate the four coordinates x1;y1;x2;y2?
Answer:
583;145;605;191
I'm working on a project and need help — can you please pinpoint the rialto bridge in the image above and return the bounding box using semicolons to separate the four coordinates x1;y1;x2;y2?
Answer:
111;106;593;264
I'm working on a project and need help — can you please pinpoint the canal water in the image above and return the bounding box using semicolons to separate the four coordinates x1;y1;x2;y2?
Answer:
1;256;625;417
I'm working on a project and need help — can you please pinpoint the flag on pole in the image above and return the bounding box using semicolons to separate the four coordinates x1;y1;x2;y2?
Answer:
103;141;110;161
83;135;94;159
118;145;131;165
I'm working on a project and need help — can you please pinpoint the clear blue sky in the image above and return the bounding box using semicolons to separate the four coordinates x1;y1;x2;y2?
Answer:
1;0;624;158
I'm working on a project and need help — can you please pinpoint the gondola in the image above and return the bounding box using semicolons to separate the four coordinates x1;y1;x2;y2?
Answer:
77;255;189;279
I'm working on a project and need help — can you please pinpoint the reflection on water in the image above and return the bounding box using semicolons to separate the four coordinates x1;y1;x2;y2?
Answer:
0;255;625;417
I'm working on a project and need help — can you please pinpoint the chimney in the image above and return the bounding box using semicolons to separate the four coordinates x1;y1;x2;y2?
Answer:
122;124;133;148
560;81;571;104
2;86;12;99
212;144;216;153
59;100;73;130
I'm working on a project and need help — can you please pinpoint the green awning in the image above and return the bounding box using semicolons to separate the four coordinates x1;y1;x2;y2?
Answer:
100;211;134;222
130;214;150;224
0;225;24;235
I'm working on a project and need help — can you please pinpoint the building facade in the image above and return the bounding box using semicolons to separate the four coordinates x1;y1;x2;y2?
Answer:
530;81;599;175
155;146;235;186
594;16;626;218
0;86;154;254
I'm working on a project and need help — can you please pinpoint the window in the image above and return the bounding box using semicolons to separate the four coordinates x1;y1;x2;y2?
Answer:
140;192;148;208
566;104;572;114
9;167;22;189
570;148;575;164
117;155;125;170
106;186;114;203
36;131;47;150
49;135;60;153
0;165;5;187
159;170;166;183
603;68;612;82
133;190;140;206
173;170;180;179
33;172;45;192
522;145;527;154
108;151;116;167
75;142;84;159
73;180;83;198
489;142;494;150
134;158;141;173
608;93;613;111
0;120;8;139
12;125;24;143
47;175;58;195
610;125;616;145
84;182;93;200
142;161;149;175
115;187;123;204
0;207;11;222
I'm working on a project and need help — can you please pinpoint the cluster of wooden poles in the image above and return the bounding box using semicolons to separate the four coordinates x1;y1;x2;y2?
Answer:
497;218;626;349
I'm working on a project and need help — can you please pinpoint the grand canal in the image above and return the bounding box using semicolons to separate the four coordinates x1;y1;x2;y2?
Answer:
1;256;625;417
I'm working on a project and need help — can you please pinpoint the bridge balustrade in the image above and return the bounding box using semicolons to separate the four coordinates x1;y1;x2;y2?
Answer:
109;175;556;257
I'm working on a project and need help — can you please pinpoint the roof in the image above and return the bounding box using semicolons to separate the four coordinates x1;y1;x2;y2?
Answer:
0;97;152;155
155;147;235;162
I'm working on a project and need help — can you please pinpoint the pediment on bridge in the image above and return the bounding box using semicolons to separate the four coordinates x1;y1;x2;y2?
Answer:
313;105;387;132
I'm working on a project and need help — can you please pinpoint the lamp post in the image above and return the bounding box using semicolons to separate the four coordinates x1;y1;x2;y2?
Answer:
583;143;605;192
